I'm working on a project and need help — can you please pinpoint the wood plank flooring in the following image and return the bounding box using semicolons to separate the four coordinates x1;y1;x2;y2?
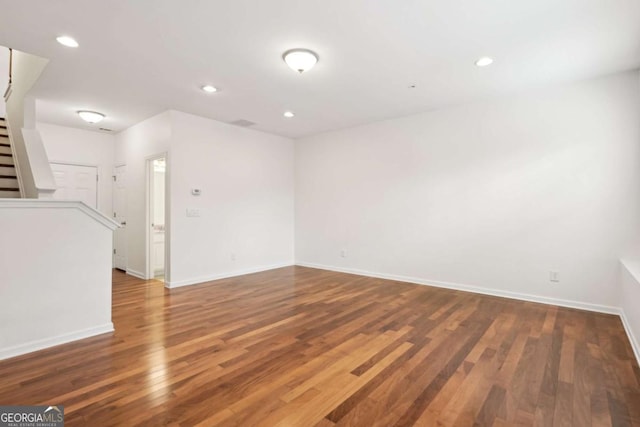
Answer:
0;266;638;426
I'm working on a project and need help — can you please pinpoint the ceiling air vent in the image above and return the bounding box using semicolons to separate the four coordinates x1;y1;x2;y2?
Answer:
229;119;256;127
99;128;113;132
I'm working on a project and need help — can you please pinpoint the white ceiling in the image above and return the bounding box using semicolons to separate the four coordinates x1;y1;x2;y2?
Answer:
0;0;638;138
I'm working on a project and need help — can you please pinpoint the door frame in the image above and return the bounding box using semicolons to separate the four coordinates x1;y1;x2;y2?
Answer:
49;161;100;209
112;163;127;270
145;153;170;283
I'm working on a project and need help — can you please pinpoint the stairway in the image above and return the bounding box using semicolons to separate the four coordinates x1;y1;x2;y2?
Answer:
0;117;20;198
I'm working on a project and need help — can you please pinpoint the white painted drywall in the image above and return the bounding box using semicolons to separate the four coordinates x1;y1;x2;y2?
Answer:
620;260;640;363
0;201;116;360
115;110;295;285
38;122;116;216
295;70;640;309
115;111;172;278
167;111;295;287
0;47;9;117
22;128;57;197
4;50;49;198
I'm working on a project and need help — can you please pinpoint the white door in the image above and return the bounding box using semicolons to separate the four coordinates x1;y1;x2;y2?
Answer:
50;163;98;209
113;165;127;270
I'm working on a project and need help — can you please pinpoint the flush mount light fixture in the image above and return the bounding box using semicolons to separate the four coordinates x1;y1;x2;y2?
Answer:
56;36;79;48
283;111;295;118
283;49;318;73
201;85;218;93
77;110;105;123
475;57;494;67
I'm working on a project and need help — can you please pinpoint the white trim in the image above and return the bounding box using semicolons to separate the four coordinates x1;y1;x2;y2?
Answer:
21;128;57;193
145;153;169;283
166;263;293;289
49;160;100;168
618;259;640;366
296;262;640;365
0;323;114;361
620;308;640;366
295;262;620;315
620;258;640;282
126;268;146;280
0;199;119;230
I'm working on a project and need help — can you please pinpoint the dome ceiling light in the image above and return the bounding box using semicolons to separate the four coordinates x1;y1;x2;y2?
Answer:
283;49;319;74
201;85;218;93
77;110;105;123
56;36;79;48
475;57;494;67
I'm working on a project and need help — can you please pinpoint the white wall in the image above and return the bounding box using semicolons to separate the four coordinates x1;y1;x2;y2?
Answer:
0;201;116;360
115;111;172;278
620;260;640;363
4;50;49;198
168;111;294;287
0;47;9;117
38;122;116;216
296;71;640;309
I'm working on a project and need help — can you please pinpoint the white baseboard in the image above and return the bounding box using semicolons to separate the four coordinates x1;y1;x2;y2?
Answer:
0;323;114;361
165;263;294;289
126;268;146;280
619;260;640;366
620;309;640;366
295;262;620;315
296;262;640;366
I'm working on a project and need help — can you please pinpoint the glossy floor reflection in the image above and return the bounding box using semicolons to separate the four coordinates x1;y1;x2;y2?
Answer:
0;267;638;426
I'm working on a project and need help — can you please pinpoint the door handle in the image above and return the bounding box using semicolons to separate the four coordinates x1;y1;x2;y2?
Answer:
121;221;126;226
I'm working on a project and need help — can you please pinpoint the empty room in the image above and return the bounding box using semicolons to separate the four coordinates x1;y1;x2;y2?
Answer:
0;1;639;426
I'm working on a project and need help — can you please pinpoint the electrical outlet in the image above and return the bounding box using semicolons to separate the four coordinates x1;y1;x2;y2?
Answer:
549;271;559;282
340;249;347;258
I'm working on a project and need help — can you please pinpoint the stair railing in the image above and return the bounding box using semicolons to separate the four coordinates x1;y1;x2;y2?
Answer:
3;47;24;197
3;48;12;101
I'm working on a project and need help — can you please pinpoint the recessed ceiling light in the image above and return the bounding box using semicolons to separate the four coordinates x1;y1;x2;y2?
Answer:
283;49;318;73
77;110;105;123
56;36;79;48
475;57;494;67
283;111;295;118
201;85;218;93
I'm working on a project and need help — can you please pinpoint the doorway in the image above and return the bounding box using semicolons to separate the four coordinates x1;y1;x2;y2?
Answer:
113;165;127;271
147;155;167;282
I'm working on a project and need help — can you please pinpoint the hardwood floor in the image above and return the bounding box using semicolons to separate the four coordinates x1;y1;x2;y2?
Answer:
0;266;638;426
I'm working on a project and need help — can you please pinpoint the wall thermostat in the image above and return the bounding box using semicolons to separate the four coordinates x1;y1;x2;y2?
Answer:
192;189;201;196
